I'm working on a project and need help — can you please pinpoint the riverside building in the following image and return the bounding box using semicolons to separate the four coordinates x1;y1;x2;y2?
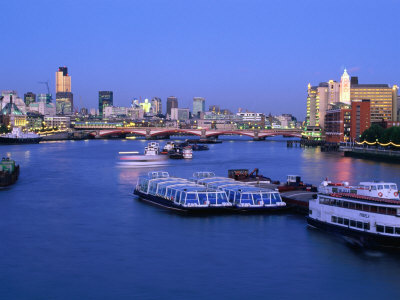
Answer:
350;77;398;123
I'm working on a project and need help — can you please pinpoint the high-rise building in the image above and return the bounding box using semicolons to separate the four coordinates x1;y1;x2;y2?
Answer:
151;97;162;115
140;99;151;113
98;91;113;118
193;97;205;117
166;96;178;117
324;103;351;143
55;67;73;115
56;67;71;93
340;69;351;104
350;83;397;123
24;92;36;106
56;92;74;115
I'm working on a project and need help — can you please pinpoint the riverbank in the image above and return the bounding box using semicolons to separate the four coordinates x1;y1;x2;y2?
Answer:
341;146;400;163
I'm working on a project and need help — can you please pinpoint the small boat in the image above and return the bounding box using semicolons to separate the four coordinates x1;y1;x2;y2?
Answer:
118;142;167;167
194;172;287;212
133;171;232;213
0;157;19;188
161;142;175;154
308;180;400;248
0;127;42;145
191;144;209;151
183;146;193;159
168;147;184;159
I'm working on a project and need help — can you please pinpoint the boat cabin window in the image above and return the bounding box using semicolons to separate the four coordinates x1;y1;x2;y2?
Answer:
376;225;384;233
356;221;363;229
385;226;394;234
331;216;337;223
240;193;253;204
344;219;349;226
262;193;271;203
207;193;217;204
384;185;390;189
396;228;400;235
198;193;207;204
271;193;280;204
364;223;370;230
186;193;198;204
253;193;262;203
371;186;377;190
390;185;397;190
350;220;356;227
217;193;227;203
338;217;344;224
378;185;383;190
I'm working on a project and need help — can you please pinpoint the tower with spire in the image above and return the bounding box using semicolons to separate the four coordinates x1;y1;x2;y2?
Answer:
339;68;351;104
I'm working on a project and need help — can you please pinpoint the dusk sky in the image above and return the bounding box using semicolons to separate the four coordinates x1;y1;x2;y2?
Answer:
1;0;399;119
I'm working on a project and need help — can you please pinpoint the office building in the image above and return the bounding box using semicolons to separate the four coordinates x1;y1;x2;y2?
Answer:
171;108;189;121
55;67;73;115
98;91;113;118
166;96;178;117
24;92;36;106
56;92;74;115
140;99;151;113
193;97;205;117
151;97;162;115
37;93;52;104
350;82;398;123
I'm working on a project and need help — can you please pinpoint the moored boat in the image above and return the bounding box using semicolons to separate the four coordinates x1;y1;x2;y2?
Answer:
307;180;400;248
0;157;19;187
0;127;42;145
133;171;232;213
182;146;193;159
194;172;286;212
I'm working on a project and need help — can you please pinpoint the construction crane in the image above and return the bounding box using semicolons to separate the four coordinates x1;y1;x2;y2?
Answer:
38;81;51;95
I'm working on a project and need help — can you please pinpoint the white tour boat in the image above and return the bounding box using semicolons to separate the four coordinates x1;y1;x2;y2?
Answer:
307;180;400;248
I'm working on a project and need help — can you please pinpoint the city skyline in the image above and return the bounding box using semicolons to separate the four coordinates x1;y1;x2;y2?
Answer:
1;0;399;119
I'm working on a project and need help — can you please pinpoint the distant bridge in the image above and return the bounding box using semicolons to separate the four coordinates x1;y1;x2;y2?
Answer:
83;127;302;140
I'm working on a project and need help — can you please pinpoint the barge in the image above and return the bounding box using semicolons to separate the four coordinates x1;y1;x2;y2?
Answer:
134;171;232;213
0;157;19;187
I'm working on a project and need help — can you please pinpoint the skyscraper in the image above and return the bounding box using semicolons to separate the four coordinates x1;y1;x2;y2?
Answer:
98;91;113;118
193;97;205;117
166;96;178;117
151;97;162;115
55;67;73;115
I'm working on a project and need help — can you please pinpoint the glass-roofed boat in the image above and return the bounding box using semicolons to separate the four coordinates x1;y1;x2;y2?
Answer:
193;172;287;212
134;171;232;213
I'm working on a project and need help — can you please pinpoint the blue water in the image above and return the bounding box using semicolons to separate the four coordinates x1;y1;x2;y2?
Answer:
1;137;400;299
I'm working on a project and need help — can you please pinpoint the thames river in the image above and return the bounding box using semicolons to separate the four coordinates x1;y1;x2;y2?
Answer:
1;137;400;299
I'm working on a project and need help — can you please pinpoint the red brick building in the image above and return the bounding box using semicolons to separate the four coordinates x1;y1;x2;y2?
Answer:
324;100;371;143
324;104;351;143
350;99;371;141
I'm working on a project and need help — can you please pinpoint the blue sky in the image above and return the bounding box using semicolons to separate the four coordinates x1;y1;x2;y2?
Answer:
1;0;399;119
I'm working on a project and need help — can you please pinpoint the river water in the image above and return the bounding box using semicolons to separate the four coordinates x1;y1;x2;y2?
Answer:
1;137;400;299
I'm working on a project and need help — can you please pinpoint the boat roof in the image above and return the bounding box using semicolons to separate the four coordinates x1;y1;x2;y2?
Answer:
359;182;397;186
328;193;400;205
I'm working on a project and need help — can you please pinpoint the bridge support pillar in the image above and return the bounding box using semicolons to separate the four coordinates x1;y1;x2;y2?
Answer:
201;129;207;140
145;129;152;140
253;130;263;141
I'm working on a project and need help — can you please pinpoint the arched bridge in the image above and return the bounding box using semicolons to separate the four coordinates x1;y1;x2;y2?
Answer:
88;128;302;140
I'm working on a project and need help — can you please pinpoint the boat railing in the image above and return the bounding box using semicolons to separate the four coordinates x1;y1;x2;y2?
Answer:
148;171;169;179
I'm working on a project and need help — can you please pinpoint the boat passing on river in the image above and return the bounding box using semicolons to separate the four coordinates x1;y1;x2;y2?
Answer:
134;171;232;213
307;180;400;248
118;142;167;167
0;127;42;145
193;172;286;212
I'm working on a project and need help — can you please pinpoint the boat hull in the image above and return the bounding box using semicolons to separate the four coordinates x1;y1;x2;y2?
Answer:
0;166;19;187
0;137;42;145
133;189;230;214
307;216;400;248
